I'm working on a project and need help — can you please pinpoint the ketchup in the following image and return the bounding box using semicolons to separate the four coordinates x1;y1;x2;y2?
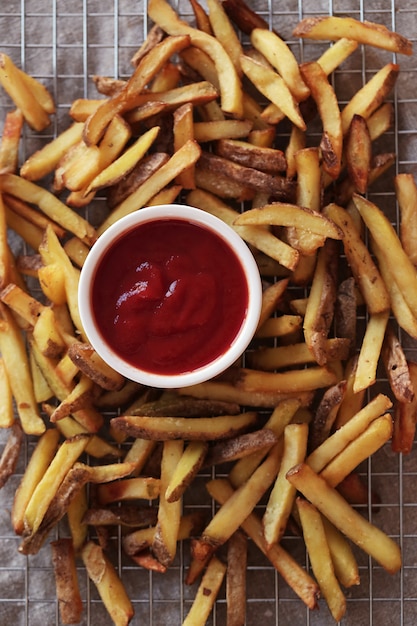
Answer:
91;218;249;375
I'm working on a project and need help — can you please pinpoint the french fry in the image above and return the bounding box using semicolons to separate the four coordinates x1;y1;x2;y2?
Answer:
68;342;125;391
217;138;287;173
354;310;390;393
51;538;83;625
293;15;412;55
0;173;96;244
111;411;258;441
197;445;280;558
321;516;360;589
309;381;346;451
226;531;247;626
240;54;306;130
96;476;161;505
0;109;23;174
11;428;60;535
0;194;9;289
222;0;270;34
203;428;278;468
82;541;134;626
173;103;195;189
382;325;415;403
392;361;417;455
287;463;402;574
263;423;308;547
249;338;350;371
0;53;52;130
320;413;393;487
165;440;208;501
333;355;365;429
340;63;399;135
0;421;23;489
323;202;390;314
306;393;392;473
147;0;243;117
0;357;14;427
98;139;201;232
0;303;45;435
208;477;320;609
296;498;347;622
206;0;243;75
152;440;183;566
300;61;342;179
345;114;372;194
395;173;417;265
303;239;338;366
183;556;227;626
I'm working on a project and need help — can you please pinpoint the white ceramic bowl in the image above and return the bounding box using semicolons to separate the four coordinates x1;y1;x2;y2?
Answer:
78;204;262;388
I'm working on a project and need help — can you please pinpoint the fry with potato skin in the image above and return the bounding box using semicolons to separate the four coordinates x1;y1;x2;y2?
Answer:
287;463;402;574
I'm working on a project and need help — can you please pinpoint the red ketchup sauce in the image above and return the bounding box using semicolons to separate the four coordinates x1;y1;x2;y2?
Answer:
91;218;249;376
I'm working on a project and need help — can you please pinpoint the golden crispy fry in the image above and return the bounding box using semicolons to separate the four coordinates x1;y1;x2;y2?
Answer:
321;516;360;588
148;0;243;117
82;541;134;626
324;202;390;314
183;556;227;626
293;15;412;55
67;342;125;391
287;463;401;574
0;357;14;427
208;477;320;609
217;138;286;173
173;103;195;189
51;538;83;625
316;38;359;75
152;440;183;566
0;109;24;174
300;61;343;179
340;63;399;135
0;53;51;130
263;423;308;547
250;338;350;371
194;119;253;142
203;428;277;468
0;194;8;289
306;393;392;473
241;54;306;130
0;303;45;435
320;413;393;487
395;172;417;265
206;0;243;75
354;310;390;393
296;498;347;622
99;139;201;232
165;441;208;502
235;201;342;239
345;113;372;194
111;411;258;441
226;531;247;626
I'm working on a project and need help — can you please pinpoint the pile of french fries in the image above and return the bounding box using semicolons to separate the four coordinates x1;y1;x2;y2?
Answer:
0;0;416;623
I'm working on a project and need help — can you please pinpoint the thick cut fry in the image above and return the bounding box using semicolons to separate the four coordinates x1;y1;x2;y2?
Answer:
0;421;23;489
217;139;287;173
148;0;243;116
0;109;23;174
309;381;346;451
0;194;8;289
299;61;342;179
173;103;195;189
111;412;258;441
183;556;227;626
68;342;124;391
240;54;305;130
316;38;359;75
99;140;201;232
96;477;161;504
235;202;343;239
392;361;417;455
203;428;277;468
306;393;392;473
321;516;360;588
194;119;253;142
320;413;393;487
287;463;402;574
226;531;247;626
251;28;309;101
250;338;350;371
23;435;90;535
165;440;208;502
208;478;320;609
51;538;83;625
206;0;243;75
263;423;308;547
152;440;183;566
303;239;338;366
296;498;346;622
340;63;399;135
0;54;51;130
235;366;338;394
82;541;134;626
395;173;417;265
0;174;96;244
293;15;412;56
0;357;13;427
345;114;372;194
20;123;84;181
353;310;390;393
11;429;60;535
198;445;280;557
382;325;415;403
0;304;45;435
324;203;390;314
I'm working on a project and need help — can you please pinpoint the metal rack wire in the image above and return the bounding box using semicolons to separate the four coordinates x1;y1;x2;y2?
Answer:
0;0;417;624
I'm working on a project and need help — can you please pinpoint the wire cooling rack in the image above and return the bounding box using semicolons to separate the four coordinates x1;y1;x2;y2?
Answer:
1;0;417;624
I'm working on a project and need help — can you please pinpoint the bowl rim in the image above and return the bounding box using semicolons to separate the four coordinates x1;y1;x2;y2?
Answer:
78;204;263;388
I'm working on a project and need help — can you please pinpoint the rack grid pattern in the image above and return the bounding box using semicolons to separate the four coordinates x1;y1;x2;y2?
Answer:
0;1;417;624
